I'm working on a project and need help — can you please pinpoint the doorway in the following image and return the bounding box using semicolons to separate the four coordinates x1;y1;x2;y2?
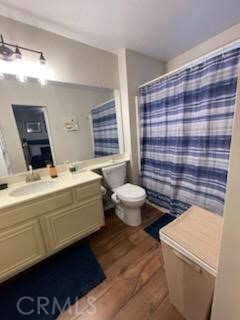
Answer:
12;105;54;170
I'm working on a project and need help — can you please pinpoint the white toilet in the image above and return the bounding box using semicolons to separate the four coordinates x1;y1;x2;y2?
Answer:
102;162;146;226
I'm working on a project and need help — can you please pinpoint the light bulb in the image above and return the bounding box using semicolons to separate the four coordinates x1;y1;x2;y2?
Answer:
38;64;47;85
39;75;47;86
14;56;26;83
16;72;26;83
38;53;47;85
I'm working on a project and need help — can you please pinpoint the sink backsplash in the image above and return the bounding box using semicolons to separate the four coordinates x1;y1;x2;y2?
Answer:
0;154;128;187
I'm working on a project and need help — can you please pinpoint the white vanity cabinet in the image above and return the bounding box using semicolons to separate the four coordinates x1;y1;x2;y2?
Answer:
0;219;46;282
41;182;104;253
0;176;104;283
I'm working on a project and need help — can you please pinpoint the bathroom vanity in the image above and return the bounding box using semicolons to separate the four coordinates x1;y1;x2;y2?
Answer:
0;68;126;284
0;171;104;283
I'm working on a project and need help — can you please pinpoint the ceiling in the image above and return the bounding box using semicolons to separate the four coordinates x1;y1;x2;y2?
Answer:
0;0;239;61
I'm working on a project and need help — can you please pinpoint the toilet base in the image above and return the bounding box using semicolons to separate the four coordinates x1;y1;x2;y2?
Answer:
115;204;142;227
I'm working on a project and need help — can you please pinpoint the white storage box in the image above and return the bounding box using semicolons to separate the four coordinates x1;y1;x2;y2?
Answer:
160;206;223;320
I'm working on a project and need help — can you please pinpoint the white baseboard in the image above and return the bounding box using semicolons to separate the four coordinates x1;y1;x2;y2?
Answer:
146;200;169;213
146;200;179;218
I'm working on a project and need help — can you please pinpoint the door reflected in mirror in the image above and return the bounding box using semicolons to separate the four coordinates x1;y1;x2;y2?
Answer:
0;77;124;177
12;105;54;170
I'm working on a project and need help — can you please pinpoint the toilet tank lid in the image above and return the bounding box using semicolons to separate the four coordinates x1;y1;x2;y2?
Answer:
102;162;126;173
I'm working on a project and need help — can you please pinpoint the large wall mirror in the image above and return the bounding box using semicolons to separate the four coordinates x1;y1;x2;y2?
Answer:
0;77;124;176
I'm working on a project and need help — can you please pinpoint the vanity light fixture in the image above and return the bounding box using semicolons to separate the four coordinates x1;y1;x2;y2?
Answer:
0;35;15;61
0;34;47;85
39;52;46;65
14;46;22;60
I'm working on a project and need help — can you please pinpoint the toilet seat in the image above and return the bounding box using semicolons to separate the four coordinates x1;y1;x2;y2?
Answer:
114;183;146;202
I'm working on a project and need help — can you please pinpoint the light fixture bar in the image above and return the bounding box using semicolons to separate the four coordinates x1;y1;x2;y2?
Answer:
0;34;48;85
0;34;43;55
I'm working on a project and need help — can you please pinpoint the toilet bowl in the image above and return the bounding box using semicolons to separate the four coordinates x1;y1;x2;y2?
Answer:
102;163;146;226
112;183;146;226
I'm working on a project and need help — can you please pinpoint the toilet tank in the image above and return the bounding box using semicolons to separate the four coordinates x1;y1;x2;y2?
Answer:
102;162;126;189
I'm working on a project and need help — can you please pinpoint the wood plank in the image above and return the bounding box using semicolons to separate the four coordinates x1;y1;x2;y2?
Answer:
90;205;162;258
148;296;185;320
90;229;128;257
86;236;162;303
57;206;184;320
97;237;135;270
128;229;150;245
106;234;160;279
59;244;164;320
112;268;168;320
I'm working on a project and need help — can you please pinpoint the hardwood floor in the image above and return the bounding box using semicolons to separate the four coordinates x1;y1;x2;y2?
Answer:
57;204;184;320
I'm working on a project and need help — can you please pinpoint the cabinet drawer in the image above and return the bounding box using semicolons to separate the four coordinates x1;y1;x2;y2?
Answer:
0;190;73;230
0;220;46;282
75;182;100;202
42;198;104;252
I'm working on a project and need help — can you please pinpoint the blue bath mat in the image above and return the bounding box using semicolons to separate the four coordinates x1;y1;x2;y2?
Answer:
0;241;105;320
144;214;176;241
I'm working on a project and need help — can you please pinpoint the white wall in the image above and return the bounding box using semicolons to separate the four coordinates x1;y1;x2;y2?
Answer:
119;49;165;183
211;76;240;320
117;49;132;165
167;23;240;71
0;15;119;89
0;152;8;176
0;78;113;173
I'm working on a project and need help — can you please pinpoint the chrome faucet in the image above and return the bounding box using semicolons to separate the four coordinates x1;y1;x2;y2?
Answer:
25;165;41;183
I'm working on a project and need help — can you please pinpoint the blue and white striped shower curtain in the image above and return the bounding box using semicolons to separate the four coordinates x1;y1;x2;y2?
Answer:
139;47;240;216
91;99;119;157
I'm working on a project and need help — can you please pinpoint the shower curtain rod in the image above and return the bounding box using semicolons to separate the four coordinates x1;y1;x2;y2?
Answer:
138;38;240;88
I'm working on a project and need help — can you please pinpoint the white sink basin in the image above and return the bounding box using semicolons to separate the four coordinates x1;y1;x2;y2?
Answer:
9;180;58;197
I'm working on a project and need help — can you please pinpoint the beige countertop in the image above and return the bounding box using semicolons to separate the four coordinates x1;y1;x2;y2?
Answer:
79;155;129;170
0;170;102;210
160;206;224;276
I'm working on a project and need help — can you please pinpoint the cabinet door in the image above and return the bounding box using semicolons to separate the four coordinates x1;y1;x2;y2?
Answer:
0;220;46;282
162;242;215;320
42;198;104;252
